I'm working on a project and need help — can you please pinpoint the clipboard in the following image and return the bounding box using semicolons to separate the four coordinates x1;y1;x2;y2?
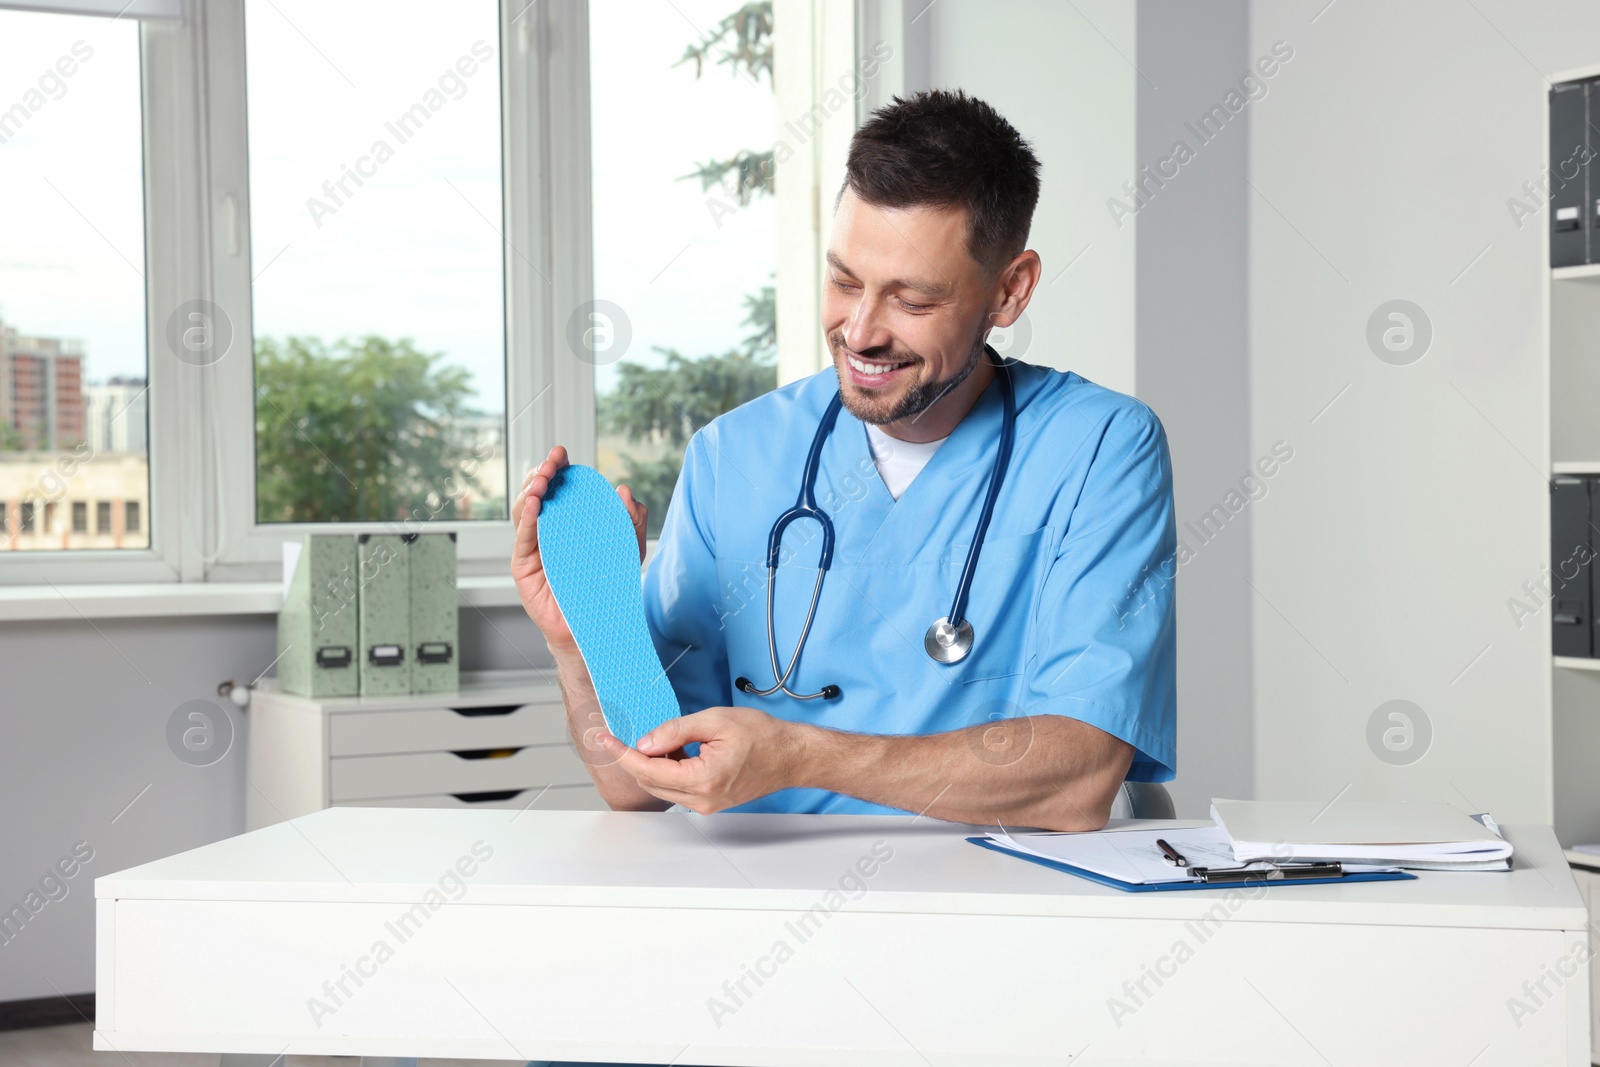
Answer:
968;836;1418;892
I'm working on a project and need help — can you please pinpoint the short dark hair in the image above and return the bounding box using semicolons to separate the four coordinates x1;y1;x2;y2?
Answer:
843;90;1041;272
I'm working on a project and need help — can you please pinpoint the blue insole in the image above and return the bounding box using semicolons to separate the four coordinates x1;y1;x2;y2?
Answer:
537;464;680;748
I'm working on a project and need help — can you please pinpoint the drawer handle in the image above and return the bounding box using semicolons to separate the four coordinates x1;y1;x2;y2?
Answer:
450;704;523;718
452;747;524;760
417;642;453;665
452;789;525;803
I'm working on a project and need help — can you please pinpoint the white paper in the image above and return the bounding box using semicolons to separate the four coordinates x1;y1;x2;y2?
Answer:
988;825;1252;885
1211;799;1514;868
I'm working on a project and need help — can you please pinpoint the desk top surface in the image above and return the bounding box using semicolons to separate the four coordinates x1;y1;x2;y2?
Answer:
96;807;1585;930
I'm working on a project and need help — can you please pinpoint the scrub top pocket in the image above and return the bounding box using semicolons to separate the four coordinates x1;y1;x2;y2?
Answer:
940;524;1052;684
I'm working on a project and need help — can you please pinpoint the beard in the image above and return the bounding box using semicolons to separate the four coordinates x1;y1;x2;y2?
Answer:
828;329;988;426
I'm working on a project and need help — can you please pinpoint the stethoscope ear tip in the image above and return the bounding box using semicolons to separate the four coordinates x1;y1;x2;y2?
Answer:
735;677;755;694
821;685;842;700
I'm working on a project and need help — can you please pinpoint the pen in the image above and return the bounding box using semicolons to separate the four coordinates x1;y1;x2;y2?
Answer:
1156;838;1188;867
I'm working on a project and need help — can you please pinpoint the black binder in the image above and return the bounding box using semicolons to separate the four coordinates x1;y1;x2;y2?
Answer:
1552;477;1593;657
1550;81;1588;267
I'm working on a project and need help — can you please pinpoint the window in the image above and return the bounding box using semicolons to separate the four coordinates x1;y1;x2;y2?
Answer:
589;0;778;537
0;7;149;553
244;0;508;526
2;0;839;587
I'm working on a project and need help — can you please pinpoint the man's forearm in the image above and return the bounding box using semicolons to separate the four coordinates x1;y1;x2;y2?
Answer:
550;647;669;811
792;714;1134;831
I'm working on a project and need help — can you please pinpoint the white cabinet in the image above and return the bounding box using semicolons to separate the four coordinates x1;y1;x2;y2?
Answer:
246;670;603;830
1566;853;1600;1064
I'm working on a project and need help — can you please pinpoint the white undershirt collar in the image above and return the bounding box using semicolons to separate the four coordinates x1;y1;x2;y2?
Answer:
864;423;947;500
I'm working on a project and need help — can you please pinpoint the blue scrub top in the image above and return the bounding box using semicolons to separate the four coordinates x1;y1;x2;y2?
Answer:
641;359;1177;815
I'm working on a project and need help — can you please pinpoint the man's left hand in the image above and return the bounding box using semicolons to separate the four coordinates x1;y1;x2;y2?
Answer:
597;707;808;814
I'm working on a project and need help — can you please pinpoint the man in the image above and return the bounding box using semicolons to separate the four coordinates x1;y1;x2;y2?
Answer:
514;90;1175;832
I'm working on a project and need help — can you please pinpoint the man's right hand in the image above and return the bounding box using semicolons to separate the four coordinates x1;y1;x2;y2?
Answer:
510;445;649;654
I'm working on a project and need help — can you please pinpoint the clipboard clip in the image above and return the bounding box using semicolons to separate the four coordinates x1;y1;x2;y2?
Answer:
1190;861;1344;884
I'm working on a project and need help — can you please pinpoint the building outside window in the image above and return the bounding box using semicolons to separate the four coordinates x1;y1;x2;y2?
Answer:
0;10;149;554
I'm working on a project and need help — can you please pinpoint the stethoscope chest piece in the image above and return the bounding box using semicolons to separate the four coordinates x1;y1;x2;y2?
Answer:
924;616;974;664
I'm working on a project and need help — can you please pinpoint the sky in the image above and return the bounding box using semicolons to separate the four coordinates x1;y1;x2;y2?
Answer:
0;0;777;415
0;10;145;382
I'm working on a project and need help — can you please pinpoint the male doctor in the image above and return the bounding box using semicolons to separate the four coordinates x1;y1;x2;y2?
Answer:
513;90;1176;833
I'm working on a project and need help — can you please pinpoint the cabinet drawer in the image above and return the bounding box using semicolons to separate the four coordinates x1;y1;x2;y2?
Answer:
330;743;590;801
334;783;608;812
329;702;567;757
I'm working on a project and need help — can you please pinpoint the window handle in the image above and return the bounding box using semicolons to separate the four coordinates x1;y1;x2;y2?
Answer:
221;192;240;257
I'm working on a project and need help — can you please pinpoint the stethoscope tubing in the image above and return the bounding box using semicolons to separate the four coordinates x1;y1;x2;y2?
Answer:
947;356;1016;629
736;349;1016;702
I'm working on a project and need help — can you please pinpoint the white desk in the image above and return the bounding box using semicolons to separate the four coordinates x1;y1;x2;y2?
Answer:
96;808;1590;1066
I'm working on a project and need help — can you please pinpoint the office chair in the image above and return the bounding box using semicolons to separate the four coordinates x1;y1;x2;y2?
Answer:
1117;780;1177;821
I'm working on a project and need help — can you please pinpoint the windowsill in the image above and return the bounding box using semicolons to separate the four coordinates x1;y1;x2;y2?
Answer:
0;574;524;623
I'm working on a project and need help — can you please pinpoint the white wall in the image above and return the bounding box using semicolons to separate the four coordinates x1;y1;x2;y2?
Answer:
906;0;1597;826
0;606;549;1002
907;0;1258;815
910;0;1138;393
1245;0;1600;825
1134;0;1253;817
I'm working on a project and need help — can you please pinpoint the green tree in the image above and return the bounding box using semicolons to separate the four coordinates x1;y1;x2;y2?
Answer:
677;1;776;202
0;420;25;452
255;335;479;523
675;2;773;83
602;287;775;535
600;2;779;537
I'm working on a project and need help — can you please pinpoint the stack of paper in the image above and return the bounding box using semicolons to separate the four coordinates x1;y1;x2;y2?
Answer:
1210;799;1513;871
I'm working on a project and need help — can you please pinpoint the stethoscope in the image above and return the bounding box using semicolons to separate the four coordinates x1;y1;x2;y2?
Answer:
735;349;1017;702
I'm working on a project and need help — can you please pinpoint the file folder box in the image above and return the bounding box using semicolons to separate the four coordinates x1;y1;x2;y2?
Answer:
277;533;359;698
357;533;412;696
1550;80;1588;267
1552;476;1593;658
408;532;459;694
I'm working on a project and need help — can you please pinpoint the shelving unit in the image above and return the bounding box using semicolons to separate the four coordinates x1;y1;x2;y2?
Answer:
1549;68;1600;903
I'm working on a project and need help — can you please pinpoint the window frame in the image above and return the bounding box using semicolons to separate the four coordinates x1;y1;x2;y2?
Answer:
1;0;595;585
205;0;594;581
2;0;863;589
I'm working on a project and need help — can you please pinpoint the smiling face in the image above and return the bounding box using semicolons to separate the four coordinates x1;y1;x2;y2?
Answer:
823;188;1030;441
